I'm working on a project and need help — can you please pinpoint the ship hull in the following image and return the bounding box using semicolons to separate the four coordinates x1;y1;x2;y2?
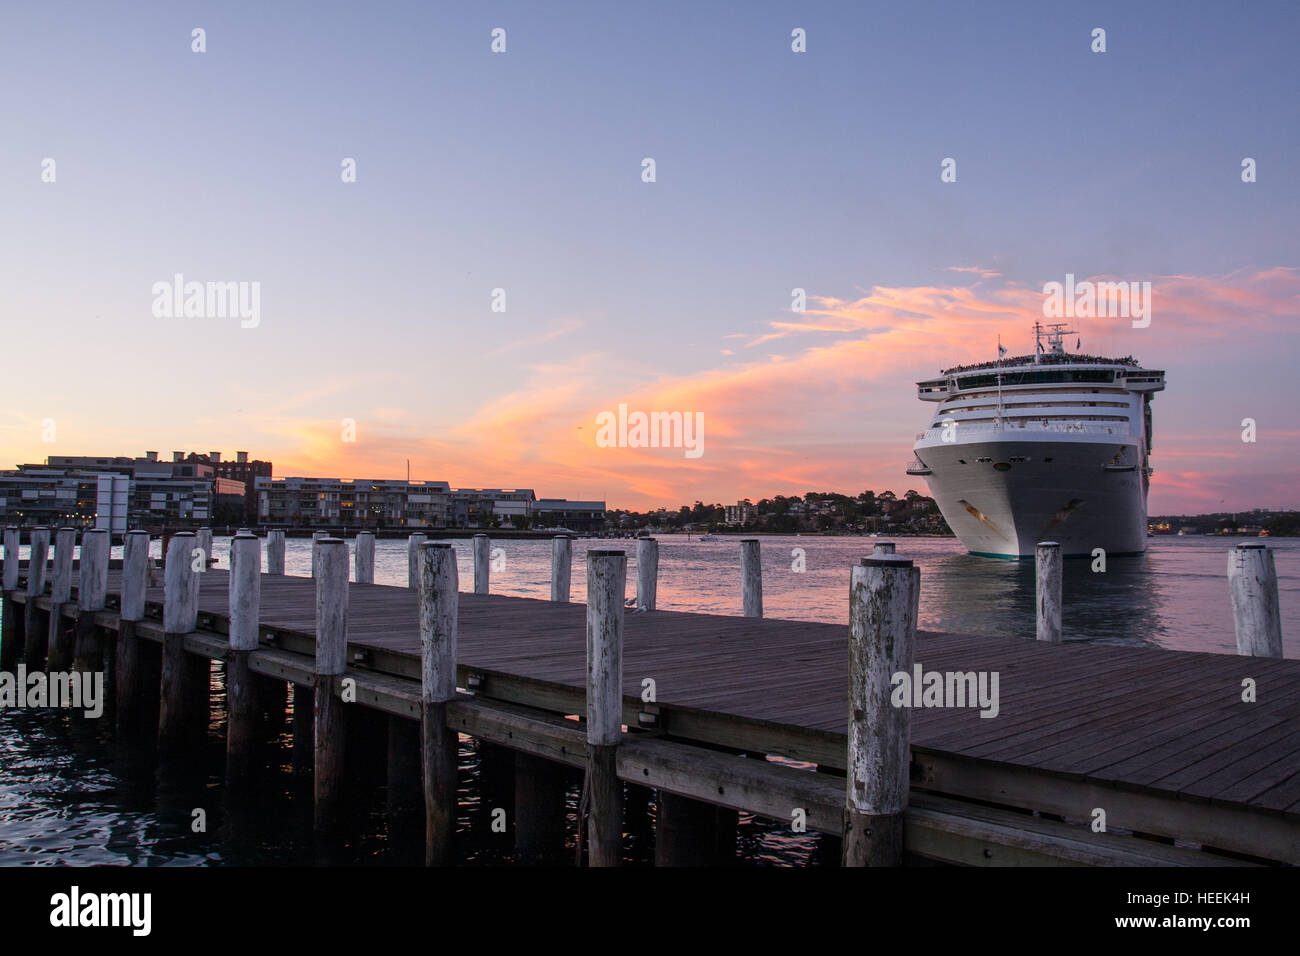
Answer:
913;437;1148;558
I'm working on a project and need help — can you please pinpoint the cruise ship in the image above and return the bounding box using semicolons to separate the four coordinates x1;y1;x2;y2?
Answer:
908;323;1166;558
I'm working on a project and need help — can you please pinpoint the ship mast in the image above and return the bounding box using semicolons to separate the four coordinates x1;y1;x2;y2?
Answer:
1038;322;1077;357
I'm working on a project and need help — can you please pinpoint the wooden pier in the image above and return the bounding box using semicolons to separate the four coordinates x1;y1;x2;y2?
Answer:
1;530;1296;866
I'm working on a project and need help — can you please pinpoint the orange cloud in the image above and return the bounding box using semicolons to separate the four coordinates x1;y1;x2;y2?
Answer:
81;268;1291;514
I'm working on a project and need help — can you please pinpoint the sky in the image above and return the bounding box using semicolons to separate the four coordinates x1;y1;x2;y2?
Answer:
1;0;1297;513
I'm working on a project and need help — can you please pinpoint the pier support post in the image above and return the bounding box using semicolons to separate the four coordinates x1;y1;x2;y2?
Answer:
73;528;109;673
843;556;917;867
267;530;286;575
0;527;21;671
870;545;919;629
1228;543;1284;658
473;534;490;595
46;528;76;671
354;531;375;584
420;542;459;865
514;752;569;864
313;538;349;833
740;539;762;618
196;528;213;571
636;537;658;611
550;536;571;603
226;533;262;789
159;532;205;754
23;528;50;667
116;531;155;734
586;549;626;867
311;531;328;577
407;533;427;590
1036;541;1062;643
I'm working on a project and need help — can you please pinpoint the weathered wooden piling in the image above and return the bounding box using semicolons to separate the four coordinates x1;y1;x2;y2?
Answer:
46;528;76;671
0;527;21;672
637;537;659;612
407;533;427;590
196;528;213;570
865;547;920;638
550;536;571;603
740;538;763;618
843;556;918;866
1036;541;1062;643
420;542;459;865
354;531;375;585
226;533;261;787
115;530;154;733
586;549;626;866
73;529;110;673
23;528;50;666
267;530;286;575
1228;543;1284;658
313;538;349;832
311;530;328;577
159;531;205;752
473;534;491;595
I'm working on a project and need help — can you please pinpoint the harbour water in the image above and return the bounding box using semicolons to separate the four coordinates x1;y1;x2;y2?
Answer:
1;534;1294;866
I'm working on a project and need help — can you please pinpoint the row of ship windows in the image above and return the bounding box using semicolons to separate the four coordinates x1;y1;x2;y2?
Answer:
946;387;1130;400
931;414;1130;426
938;400;1131;411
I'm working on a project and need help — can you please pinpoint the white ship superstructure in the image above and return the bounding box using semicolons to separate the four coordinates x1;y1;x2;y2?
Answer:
909;324;1165;558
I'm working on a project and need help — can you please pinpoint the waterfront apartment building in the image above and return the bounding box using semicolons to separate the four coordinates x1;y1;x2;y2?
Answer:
0;451;252;530
0;468;117;531
190;451;273;517
450;489;535;529
532;499;607;531
256;479;605;531
256;477;453;529
2;450;603;532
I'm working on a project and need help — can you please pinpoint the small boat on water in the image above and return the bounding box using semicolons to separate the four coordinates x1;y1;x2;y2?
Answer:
698;534;720;542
